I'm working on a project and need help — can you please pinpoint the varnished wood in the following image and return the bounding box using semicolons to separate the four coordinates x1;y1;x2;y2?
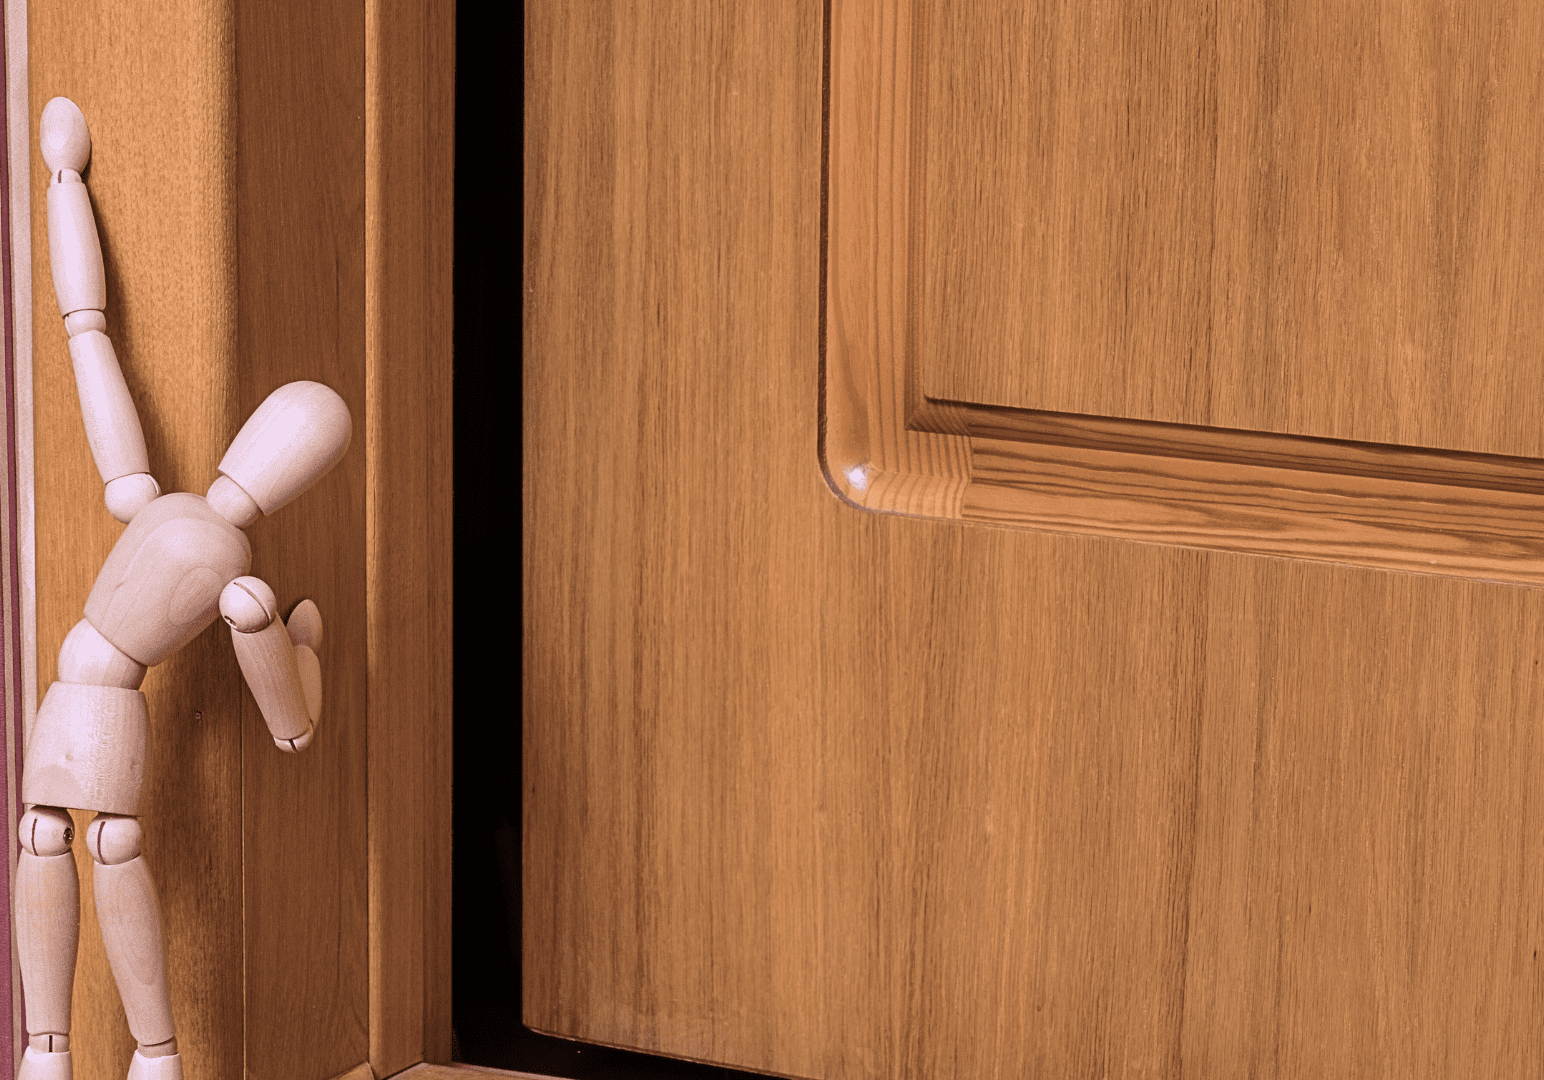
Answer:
924;401;1544;497
364;0;455;1071
964;436;1544;588
387;1066;546;1080
912;0;1544;457
235;0;369;1077
63;331;151;490
14;852;77;1040
528;1;1544;1078
223;584;314;744
22;684;146;814
30;2;246;1074
82;494;251;667
827;0;1544;588
91;855;173;1047
22;0;451;1076
824;0;969;519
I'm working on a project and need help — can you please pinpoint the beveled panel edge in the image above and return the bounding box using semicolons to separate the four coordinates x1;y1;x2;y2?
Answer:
824;0;1544;587
965;435;1544;589
820;0;970;520
919;397;1544;498
905;395;1544;588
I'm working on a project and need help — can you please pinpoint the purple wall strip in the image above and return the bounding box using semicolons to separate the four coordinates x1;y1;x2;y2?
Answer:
0;0;21;1062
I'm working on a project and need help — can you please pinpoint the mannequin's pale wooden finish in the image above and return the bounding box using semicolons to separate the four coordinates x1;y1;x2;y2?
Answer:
526;1;1544;1076
17;98;352;1080
25;0;453;1078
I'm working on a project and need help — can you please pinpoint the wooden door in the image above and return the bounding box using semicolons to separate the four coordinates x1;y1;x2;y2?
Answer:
526;1;1544;1077
23;1;452;1077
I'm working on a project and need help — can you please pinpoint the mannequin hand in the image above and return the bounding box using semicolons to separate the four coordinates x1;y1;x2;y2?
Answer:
275;721;314;753
222;580;323;752
276;599;322;753
286;599;323;727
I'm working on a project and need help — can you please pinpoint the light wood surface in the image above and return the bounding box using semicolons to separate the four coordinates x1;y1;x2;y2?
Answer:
23;0;432;1076
91;855;173;1047
31;1;245;1073
825;0;1544;588
527;1;1544;1077
913;0;1544;456
14;851;77;1039
22;684;146;815
56;619;144;689
216;380;353;516
82;494;251;667
60;330;146;486
224;588;315;744
43;177;103;320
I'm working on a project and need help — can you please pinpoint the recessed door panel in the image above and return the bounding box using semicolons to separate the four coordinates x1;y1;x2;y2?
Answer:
825;0;1544;588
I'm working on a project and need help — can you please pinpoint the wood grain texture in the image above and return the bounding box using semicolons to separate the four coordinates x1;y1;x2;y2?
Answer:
388;1066;545;1080
823;0;970;517
925;402;1544;496
527;1;1544;1078
827;0;1544;589
964;437;1544;588
915;0;1544;458
29;0;387;1077
236;0;369;1077
30;3;244;1075
365;0;455;1071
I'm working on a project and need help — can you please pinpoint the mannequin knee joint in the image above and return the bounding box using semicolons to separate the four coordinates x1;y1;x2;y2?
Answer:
86;814;141;865
19;806;73;856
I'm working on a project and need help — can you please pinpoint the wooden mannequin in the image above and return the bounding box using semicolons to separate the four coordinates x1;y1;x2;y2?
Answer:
14;98;352;1080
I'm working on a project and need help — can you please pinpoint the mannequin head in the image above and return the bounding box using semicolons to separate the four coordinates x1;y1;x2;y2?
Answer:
205;381;351;528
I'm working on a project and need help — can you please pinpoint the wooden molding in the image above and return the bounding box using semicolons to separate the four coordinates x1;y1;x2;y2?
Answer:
823;0;1544;588
365;0;455;1072
385;1066;554;1080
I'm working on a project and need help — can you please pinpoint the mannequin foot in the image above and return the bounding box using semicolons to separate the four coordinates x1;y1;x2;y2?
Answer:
18;1044;72;1080
126;1046;182;1080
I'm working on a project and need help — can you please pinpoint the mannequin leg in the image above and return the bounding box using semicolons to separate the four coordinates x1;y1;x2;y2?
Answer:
88;814;182;1077
16;806;78;1079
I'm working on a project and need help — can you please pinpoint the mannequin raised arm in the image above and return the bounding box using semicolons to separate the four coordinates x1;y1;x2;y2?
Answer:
41;97;160;523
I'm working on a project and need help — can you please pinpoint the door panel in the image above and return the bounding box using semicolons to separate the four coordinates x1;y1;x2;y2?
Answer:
825;0;1544;587
910;0;1544;455
525;2;1544;1076
23;1;457;1077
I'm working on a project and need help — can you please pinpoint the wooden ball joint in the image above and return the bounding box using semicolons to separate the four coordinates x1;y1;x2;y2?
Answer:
15;99;352;1080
